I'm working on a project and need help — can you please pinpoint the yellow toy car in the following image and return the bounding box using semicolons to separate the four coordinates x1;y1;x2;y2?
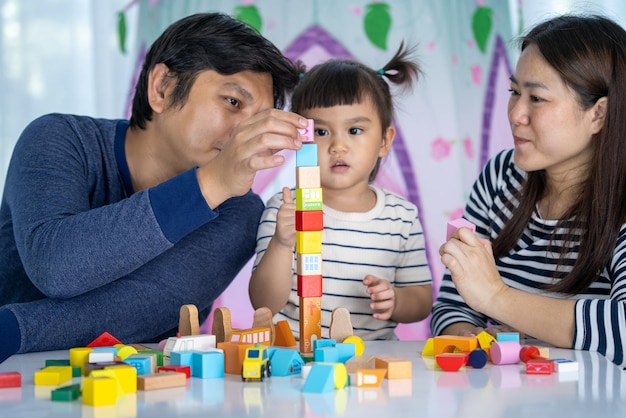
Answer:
242;344;271;381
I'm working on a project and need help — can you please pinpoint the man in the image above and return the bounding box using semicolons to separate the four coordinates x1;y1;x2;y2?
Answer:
0;12;306;362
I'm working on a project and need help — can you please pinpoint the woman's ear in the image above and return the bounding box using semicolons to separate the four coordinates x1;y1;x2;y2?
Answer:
147;63;171;114
590;96;608;134
379;125;396;158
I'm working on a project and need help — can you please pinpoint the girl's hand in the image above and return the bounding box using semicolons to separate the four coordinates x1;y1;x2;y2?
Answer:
363;275;396;320
274;187;296;248
439;227;509;316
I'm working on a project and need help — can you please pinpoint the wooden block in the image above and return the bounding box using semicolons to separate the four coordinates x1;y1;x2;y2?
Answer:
345;355;375;373
212;307;232;344
435;353;468;372
0;371;21;388
137;372;187;391
82;376;117;406
297;118;315;142
34;366;72;386
296;253;322;276
296;231;322;254
87;331;123;348
433;335;478;356
342;335;365;356
296;166;321;188
230;327;272;345
178;304;200;336
296;210;323;231
295;188;323;211
252;307;275;345
374;356;412;379
446;218;475;240
158;365;191;378
329;307;353;343
295;143;318;167
299;296;322;354
273;320;297;348
355;369;386;387
297;274;323;298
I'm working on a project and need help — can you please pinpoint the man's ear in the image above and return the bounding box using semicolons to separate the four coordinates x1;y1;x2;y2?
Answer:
147;63;171;114
378;125;396;158
590;96;608;134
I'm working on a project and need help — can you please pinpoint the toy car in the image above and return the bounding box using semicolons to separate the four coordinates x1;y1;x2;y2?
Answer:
242;344;271;381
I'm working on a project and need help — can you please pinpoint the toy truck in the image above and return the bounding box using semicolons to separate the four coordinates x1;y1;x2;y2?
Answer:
242;344;271;381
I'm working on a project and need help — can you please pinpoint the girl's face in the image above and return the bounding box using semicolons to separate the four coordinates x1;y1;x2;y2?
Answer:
508;44;604;177
303;98;394;197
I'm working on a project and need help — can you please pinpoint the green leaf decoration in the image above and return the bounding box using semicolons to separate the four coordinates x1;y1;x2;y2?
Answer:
472;6;493;54
364;2;391;51
117;11;127;54
235;5;263;33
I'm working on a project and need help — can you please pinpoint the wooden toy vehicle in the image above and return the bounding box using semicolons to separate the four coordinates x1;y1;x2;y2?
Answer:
242;345;271;382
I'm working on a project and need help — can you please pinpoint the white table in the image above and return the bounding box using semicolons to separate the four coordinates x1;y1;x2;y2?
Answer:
0;340;624;417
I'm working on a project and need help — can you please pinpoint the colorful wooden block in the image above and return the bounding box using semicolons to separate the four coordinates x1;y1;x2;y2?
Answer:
34;366;72;386
191;350;225;379
87;331;122;348
446;218;476;240
0;371;21;388
299;296;322;354
51;383;81;402
158;365;191;378
526;359;554;375
297;274;323;297
296;253;322;276
302;364;335;393
355;369;387;387
216;341;253;375
374;356;412;379
269;349;305;376
89;347;117;364
114;344;138;360
421;338;435;356
329;307;353;343
123;355;152;375
137;372;187;391
104;364;138;394
476;331;496;350
433;335;478;356
436;353;468;372
553;358;579;373
296;231;323;254
178;304;200;336
273;320;297;348
296;210;324;231
296;166;321;188
211;307;233;344
295;188;323;211
82;376;117;406
69;347;92;373
496;332;520;343
342;335;365;356
298;118;315;142
490;341;521;365
468;348;489;369
89;369;124;398
296;143;318;167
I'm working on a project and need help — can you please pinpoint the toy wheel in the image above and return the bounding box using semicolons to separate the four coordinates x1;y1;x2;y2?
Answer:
260;365;265;381
266;363;272;378
241;366;246;382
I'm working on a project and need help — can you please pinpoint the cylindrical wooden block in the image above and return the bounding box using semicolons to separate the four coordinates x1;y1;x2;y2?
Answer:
490;341;521;365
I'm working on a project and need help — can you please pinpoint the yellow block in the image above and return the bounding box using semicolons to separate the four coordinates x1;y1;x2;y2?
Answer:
69;347;92;373
421;338;434;356
90;369;122;398
114;344;138;360
295;188;323;211
34;366;72;386
343;335;365;356
105;364;137;394
296;231;322;254
82;376;117;407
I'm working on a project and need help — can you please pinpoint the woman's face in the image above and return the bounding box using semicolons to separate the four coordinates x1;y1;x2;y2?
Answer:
508;44;603;177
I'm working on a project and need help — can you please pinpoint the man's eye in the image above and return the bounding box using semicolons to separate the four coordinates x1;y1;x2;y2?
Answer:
227;97;240;108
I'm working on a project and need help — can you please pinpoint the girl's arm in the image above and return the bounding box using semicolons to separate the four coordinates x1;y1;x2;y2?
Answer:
391;283;433;323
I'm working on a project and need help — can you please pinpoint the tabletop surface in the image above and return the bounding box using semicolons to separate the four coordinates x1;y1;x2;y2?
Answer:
1;340;625;418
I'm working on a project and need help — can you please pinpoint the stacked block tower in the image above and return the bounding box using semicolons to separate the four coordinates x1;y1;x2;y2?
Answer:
295;119;323;357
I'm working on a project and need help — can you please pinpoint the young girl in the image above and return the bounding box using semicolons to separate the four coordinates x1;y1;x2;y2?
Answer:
249;43;432;340
432;14;626;368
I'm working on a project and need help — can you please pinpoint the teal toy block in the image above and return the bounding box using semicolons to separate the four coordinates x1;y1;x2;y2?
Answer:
170;351;193;367
314;347;339;363
496;332;520;343
51;383;81;402
313;339;336;350
302;364;335;393
335;343;356;363
296;143;318;167
122;356;151;376
191;350;225;379
269;349;305;376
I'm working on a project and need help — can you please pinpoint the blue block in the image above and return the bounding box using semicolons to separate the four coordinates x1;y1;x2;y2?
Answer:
335;343;356;363
269;349;304;376
191;350;224;379
122;356;151;376
296;143;318;167
496;332;520;343
313;339;336;350
170;351;193;367
302;364;335;393
314;347;339;363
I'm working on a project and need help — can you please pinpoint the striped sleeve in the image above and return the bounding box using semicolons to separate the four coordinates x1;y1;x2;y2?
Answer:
252;191;283;270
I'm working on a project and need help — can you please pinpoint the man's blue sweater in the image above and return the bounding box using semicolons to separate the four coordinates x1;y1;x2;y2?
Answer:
0;114;263;353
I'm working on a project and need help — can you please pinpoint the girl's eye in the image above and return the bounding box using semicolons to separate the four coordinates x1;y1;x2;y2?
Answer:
315;128;329;137
508;88;520;96
349;127;363;135
226;97;240;108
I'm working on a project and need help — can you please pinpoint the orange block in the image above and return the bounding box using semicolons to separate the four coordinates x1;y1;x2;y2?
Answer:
274;320;297;347
355;369;387;387
374;356;412;379
433;335;478;356
217;342;253;375
299;296;321;354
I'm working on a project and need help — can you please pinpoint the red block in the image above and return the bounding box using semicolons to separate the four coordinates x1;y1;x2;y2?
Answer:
526;359;554;375
435;353;468;372
297;275;323;297
158;365;191;378
0;371;21;388
296;210;323;231
87;331;123;347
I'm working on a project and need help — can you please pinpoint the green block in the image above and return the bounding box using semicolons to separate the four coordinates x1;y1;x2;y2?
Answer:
51;383;81;402
138;349;164;367
45;359;70;367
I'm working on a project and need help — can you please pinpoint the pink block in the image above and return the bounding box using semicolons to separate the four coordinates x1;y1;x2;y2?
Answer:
490;341;521;365
298;119;315;142
446;218;476;240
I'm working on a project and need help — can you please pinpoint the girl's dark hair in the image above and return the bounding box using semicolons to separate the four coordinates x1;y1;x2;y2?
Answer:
492;15;626;293
130;13;299;129
290;42;420;182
